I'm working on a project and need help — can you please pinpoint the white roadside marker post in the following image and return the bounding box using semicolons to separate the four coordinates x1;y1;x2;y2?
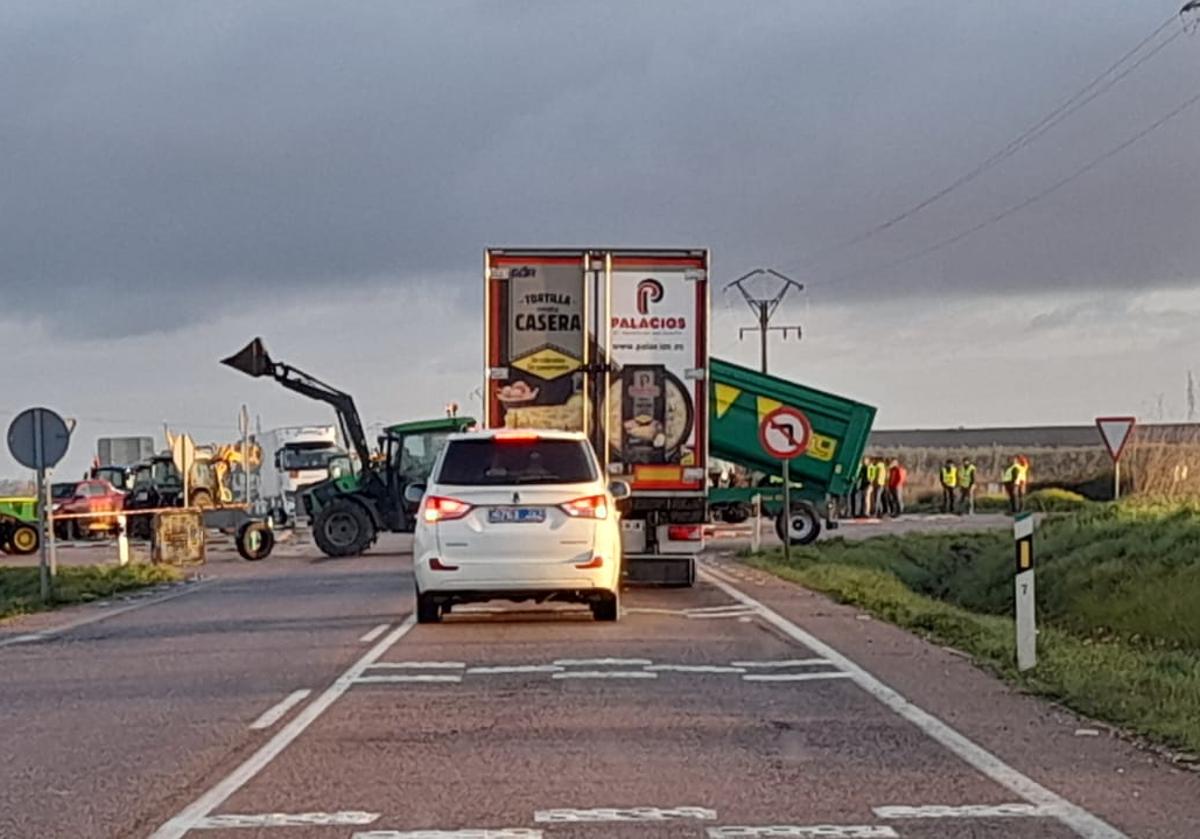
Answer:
751;492;761;554
117;514;130;567
1014;512;1036;671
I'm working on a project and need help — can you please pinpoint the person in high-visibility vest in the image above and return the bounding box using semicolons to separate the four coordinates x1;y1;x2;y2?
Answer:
959;457;978;515
872;457;888;516
1003;455;1025;513
940;459;958;513
864;458;879;517
886;458;907;517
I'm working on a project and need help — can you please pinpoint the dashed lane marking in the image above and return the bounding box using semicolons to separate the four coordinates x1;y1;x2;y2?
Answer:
535;806;716;823
466;665;565;674
873;803;1054;819
148;616;418;839
707;827;897;838
355;831;541;839
645;664;747;674
742;672;854;683
194;811;379;828
366;661;466;669
359;624;390;643
731;659;834;668
552;657;653;667
248;690;311;731
354;674;462;684
551;670;658;680
699;564;1128;839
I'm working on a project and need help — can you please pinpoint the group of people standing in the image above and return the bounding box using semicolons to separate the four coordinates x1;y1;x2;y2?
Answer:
939;454;1031;514
850;457;906;518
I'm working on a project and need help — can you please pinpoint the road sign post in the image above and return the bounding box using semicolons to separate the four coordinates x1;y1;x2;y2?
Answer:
1014;512;1036;671
758;406;813;563
7;408;72;602
1095;416;1135;500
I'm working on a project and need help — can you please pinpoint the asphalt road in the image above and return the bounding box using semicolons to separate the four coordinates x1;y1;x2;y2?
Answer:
1;534;1196;838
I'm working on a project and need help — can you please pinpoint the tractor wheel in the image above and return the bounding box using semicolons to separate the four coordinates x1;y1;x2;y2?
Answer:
9;523;40;555
313;499;375;558
236;520;275;561
775;502;821;546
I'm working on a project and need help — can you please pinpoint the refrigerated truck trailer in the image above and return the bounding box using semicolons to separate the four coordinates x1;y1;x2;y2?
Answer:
255;425;342;524
485;248;709;586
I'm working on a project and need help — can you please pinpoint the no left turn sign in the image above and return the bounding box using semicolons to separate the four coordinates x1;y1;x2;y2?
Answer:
759;406;812;461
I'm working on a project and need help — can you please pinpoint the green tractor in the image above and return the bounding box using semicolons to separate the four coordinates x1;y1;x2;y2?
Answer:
222;339;474;557
0;497;41;556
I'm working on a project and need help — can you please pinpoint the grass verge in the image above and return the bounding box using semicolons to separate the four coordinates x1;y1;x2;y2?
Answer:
745;507;1200;755
0;563;182;621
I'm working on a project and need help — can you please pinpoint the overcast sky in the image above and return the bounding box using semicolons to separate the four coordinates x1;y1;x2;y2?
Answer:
2;0;1199;478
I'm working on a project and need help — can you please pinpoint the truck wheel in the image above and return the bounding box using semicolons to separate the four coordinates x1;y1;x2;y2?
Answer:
9;523;40;555
416;590;442;624
590;591;620;622
313;499;375;557
775;503;821;546
722;504;750;524
236;520;275;561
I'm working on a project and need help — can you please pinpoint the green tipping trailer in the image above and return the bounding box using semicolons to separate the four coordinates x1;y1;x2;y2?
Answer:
707;358;876;544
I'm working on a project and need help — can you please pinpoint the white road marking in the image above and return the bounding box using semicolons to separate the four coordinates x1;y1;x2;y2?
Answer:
700;565;1128;839
742;672;854;683
552;657;653;666
248;690;311;731
688;610;759;620
195;810;379;828
359;623;390;643
623;607;689;616
148;616;418;839
354;674;462;684
355;831;541;839
0;580;214;649
466;665;565;674
687;604;758;614
874;803;1054;819
535;806;715;822
731;659;833;668
645;664;747;674
366;661;466;669
551;670;658;680
708;827;897;838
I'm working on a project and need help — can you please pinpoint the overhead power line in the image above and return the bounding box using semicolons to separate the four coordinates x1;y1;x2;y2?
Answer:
777;9;1188;273
825;83;1200;289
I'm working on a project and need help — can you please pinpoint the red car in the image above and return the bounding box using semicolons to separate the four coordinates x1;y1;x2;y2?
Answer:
52;479;125;540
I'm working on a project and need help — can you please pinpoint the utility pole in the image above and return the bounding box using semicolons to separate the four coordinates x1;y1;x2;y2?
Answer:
724;268;804;374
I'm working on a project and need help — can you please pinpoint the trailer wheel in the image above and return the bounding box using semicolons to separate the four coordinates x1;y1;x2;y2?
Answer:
313;499;375;557
9;523;40;555
722;504;751;524
775;502;821;546
236;520;275;561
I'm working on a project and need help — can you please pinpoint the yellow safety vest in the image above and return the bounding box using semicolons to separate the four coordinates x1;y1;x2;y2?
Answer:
960;464;977;488
1015;463;1029;485
1003;464;1019;482
866;463;878;483
940;466;957;487
874;465;887;486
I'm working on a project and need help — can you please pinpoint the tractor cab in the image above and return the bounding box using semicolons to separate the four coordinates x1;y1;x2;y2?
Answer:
381;416;476;529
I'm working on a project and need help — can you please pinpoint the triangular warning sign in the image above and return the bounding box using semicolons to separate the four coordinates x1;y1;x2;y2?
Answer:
1095;416;1136;461
714;384;741;419
756;396;782;424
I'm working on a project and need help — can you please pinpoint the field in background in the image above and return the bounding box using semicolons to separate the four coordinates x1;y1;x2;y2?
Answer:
747;503;1200;754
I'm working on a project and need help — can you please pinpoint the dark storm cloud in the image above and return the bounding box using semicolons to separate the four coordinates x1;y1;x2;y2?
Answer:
2;0;1197;338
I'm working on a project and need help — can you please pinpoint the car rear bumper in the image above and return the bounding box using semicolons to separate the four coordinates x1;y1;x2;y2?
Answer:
413;555;617;594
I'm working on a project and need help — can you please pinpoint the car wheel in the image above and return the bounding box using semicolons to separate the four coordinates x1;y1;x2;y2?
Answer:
236;520;275;561
591;591;620;622
775;502;821;546
9;523;40;555
416;590;442;624
313;499;375;557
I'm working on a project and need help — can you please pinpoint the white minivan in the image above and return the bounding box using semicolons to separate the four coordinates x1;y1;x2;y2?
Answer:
408;430;627;623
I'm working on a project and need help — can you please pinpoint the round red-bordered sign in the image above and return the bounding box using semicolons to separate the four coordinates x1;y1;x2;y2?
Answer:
758;406;812;461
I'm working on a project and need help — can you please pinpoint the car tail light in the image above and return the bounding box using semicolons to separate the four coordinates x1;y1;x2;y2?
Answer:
575;555;604;569
560;495;608;520
668;525;703;541
429;557;459;571
423;496;473;523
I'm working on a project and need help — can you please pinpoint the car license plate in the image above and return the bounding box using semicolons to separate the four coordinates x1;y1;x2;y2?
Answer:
488;507;545;524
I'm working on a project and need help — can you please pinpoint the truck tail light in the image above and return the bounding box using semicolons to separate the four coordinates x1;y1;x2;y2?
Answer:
560;495;608;520
668;525;703;541
423;496;473;523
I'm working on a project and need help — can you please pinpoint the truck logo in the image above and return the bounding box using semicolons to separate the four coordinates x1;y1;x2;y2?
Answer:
510;266;536;278
636;278;664;314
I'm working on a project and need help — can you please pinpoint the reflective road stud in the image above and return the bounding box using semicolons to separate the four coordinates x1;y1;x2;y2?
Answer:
1014;513;1036;671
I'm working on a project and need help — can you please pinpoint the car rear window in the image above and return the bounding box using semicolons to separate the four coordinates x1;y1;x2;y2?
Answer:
437;438;597;486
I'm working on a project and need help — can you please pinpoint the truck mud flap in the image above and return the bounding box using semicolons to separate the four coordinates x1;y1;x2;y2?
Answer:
622;554;696;588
